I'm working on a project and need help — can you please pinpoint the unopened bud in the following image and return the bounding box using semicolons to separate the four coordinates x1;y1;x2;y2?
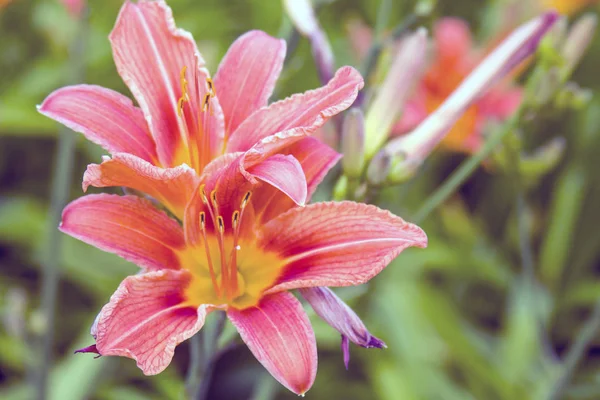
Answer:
299;287;385;369
364;28;428;159
283;0;334;84
366;150;392;186
520;137;566;180
555;82;593;110
562;13;597;72
341;108;366;177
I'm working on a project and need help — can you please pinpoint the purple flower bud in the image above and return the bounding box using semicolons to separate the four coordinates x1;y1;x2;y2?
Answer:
299;287;386;369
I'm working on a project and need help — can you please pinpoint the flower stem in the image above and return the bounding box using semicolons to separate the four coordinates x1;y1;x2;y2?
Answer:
548;298;600;400
412;111;521;223
187;311;226;400
34;9;88;400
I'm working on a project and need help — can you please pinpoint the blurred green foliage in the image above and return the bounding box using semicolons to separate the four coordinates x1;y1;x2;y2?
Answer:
1;0;600;399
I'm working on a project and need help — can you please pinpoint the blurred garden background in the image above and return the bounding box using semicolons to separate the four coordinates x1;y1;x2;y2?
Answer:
1;0;600;399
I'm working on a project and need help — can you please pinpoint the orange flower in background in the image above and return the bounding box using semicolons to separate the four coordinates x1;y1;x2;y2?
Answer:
393;18;523;154
541;0;598;15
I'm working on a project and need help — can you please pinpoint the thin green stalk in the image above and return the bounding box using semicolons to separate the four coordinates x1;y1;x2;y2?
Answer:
549;298;600;400
413;112;521;224
35;10;88;400
187;311;226;400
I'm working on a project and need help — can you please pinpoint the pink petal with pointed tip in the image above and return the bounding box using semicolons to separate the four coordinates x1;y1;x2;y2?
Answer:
247;154;307;207
226;66;364;153
110;0;222;167
227;292;317;395
214;30;286;136
82;153;198;219
261;201;427;292
252;136;341;224
93;270;214;375
60;194;185;271
38;85;157;163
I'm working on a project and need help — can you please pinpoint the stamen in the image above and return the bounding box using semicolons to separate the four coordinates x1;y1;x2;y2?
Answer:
199;212;220;298
201;77;216;115
228;191;252;298
215;215;229;299
228;211;241;294
177;66;190;117
241;191;252;209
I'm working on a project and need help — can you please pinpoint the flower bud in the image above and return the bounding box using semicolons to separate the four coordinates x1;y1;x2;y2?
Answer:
366;150;392;186
283;0;334;84
341;108;366;177
364;28;428;159
562;13;597;72
299;287;385;369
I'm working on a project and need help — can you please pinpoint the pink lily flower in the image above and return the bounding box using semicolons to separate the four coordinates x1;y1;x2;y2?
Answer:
62;142;427;394
38;0;363;219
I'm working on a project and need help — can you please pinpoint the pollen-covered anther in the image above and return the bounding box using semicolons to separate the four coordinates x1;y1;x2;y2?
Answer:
202;77;217;114
177;66;190;117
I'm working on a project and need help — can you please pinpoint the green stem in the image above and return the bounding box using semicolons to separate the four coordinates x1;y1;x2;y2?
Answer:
549;299;600;400
413;113;521;224
35;10;87;400
187;311;226;400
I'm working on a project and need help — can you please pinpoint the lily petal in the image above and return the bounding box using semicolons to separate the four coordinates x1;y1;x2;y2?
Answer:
110;0;213;167
262;201;427;292
92;270;213;375
38;85;157;163
299;287;385;369
252;136;341;224
227;292;317;395
82;153;198;219
214;30;286;136
246;154;307;207
226;66;364;153
60;194;185;271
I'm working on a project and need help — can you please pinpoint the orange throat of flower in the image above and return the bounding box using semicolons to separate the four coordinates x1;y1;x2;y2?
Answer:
182;189;284;310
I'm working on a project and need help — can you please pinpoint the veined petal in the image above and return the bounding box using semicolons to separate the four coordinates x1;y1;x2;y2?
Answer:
246;154;307;207
226;66;364;153
261;201;427;292
82;153;199;219
214;30;286;137
91;270;214;375
110;0;213;167
227;292;317;395
252;136;341;225
60;194;185;271
299;287;385;369
38;85;157;163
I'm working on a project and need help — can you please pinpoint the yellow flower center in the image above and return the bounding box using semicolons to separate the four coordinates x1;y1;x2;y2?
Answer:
182;188;285;310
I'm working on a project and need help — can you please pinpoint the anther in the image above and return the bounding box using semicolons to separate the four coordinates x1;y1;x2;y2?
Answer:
177;66;190;117
202;77;216;115
232;211;240;228
210;190;219;209
217;216;225;234
241;191;252;209
200;212;206;228
199;185;208;204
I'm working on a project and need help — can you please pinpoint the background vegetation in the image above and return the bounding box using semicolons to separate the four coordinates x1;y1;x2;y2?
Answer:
1;0;599;399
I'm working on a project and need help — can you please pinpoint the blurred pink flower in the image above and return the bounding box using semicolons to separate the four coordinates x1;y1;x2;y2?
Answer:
39;0;363;219
61;0;84;17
